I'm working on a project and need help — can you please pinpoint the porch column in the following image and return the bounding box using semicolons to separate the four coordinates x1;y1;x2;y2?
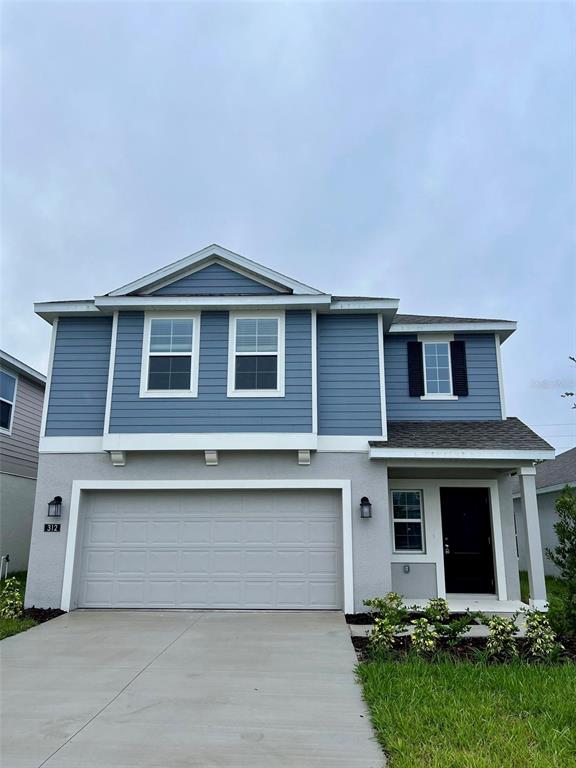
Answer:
517;466;547;609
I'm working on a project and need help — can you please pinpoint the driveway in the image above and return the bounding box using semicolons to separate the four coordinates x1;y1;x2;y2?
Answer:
1;611;383;767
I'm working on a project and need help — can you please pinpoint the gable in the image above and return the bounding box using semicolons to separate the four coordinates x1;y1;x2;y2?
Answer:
146;263;283;296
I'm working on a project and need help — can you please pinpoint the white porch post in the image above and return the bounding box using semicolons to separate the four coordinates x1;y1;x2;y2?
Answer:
517;466;547;609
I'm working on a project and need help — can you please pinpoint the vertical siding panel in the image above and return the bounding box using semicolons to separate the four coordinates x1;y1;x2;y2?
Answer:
45;317;113;435
317;314;382;435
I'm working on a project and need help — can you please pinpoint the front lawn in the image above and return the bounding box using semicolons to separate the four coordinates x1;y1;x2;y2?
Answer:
0;571;38;640
519;569;565;604
358;655;576;768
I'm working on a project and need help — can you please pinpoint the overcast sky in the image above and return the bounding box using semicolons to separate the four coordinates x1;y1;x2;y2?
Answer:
2;1;575;452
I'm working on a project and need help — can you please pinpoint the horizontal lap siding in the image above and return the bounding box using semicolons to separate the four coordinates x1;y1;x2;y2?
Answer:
149;264;281;295
45;317;113;436
109;311;312;432
317;315;382;435
0;376;44;477
384;333;501;420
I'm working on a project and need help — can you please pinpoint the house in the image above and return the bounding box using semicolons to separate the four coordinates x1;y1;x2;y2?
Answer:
0;350;46;572
514;447;576;577
25;244;554;613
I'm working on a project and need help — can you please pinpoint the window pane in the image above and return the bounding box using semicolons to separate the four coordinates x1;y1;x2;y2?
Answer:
148;356;191;390
394;521;423;551
0;372;16;402
150;319;193;353
235;318;278;353
392;490;422;523
0;400;12;430
235;355;278;390
424;342;451;394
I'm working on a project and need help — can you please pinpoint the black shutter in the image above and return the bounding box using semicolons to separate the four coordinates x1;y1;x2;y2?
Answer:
450;340;468;396
407;341;425;397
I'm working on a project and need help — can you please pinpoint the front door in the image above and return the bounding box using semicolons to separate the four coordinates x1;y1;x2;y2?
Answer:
440;487;495;594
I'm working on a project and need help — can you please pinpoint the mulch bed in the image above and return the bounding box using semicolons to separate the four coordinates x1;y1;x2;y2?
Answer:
346;612;473;625
352;634;576;663
22;607;65;624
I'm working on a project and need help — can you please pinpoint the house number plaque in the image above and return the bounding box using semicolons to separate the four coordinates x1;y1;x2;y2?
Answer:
44;523;61;533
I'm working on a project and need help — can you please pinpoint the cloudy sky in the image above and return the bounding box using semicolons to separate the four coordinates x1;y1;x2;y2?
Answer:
2;1;575;451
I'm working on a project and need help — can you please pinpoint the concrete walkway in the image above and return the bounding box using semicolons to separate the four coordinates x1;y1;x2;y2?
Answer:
1;611;383;768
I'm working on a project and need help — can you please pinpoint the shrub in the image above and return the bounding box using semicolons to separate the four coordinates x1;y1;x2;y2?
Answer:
0;576;23;619
411;617;439;655
547;485;576;636
435;611;479;648
423;597;450;624
370;615;399;653
523;610;563;660
364;592;408;626
486;614;519;659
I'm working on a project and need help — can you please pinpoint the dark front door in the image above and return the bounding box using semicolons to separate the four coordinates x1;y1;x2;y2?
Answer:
440;487;495;594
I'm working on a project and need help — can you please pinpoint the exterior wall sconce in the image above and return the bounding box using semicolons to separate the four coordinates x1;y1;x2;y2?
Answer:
360;496;372;519
47;496;63;517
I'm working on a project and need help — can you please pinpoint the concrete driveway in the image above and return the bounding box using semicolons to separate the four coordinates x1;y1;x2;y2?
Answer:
1;611;383;767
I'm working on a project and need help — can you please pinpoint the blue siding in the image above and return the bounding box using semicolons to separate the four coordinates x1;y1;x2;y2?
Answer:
317;315;382;436
109;311;312;432
150;263;281;295
384;333;502;420
45;317;113;436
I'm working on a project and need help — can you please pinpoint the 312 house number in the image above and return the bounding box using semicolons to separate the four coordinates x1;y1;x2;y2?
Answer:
44;524;61;533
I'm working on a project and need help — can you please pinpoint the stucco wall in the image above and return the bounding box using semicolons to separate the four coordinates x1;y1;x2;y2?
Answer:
0;473;36;572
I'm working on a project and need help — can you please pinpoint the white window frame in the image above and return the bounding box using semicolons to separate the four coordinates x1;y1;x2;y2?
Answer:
227;311;285;398
418;332;458;401
0;369;18;435
391;488;426;554
139;312;201;398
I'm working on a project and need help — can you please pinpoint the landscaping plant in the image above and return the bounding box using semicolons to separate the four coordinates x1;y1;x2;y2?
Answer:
423;597;450;624
486;614;519;659
0;576;23;620
364;592;408;625
523;610;563;660
546;484;576;636
410;617;439;655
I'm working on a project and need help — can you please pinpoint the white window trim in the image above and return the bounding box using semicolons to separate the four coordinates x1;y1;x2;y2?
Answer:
0;369;18;435
391;488;426;554
139;312;201;398
417;332;458;401
227;310;285;398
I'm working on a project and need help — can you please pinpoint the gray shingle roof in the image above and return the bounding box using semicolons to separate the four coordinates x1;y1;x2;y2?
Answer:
511;446;576;494
369;418;553;451
392;313;513;325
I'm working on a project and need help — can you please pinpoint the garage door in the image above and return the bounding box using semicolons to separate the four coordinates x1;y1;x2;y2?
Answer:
77;489;342;609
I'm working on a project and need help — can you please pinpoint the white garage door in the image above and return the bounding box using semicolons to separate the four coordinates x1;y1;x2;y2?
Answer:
77;489;342;609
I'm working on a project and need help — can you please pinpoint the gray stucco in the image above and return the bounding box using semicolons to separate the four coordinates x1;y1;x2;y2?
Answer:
514;490;561;577
384;332;502;421
391;562;437;598
0;473;36;571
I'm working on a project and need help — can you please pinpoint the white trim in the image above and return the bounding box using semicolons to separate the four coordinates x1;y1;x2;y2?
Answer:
420;394;458;401
369;446;555;461
0;351;46;384
419;334;456;399
495;334;507;420
226;311;285;398
60;478;354;613
328;298;399;312
139;257;289;296
0;369;18;436
417;333;455;343
106;245;325;297
139;312;201;398
95;295;331;311
40;318;58;438
390;488;425;554
377;314;387;439
102;432;316;451
392;321;517;341
513;481;576;499
388;478;507;601
103;312;118;433
311;309;318;434
34;301;100;323
518;465;537;476
316;436;377;451
39;436;105;453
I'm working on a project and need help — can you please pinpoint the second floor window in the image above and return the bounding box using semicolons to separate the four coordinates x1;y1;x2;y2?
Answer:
423;341;452;395
0;370;16;433
228;313;285;397
140;314;200;397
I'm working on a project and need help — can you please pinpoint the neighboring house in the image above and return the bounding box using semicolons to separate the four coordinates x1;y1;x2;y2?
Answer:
0;350;46;572
25;244;554;613
513;447;576;577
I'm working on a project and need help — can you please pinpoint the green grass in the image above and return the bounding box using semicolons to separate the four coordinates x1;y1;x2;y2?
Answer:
519;570;565;604
0;571;38;640
358;655;576;768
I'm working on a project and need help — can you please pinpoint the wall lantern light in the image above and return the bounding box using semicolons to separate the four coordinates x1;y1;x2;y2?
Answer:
360;496;372;519
47;496;63;517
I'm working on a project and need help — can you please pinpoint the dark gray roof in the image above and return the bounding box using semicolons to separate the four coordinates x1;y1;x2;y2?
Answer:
511;446;576;494
392;313;513;325
370;418;553;451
